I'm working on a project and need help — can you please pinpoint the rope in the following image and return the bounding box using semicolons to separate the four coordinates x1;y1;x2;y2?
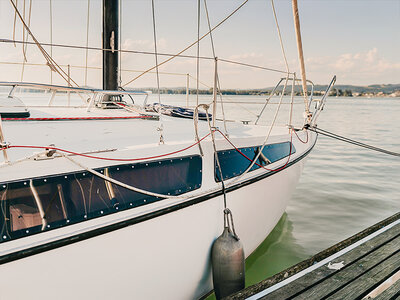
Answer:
121;0;250;87
196;103;239;237
49;0;53;84
216;73;228;135
202;104;227;207
218;58;293;75
215;128;294;173
309;127;400;157
270;0;296;131
188;74;212;90
1;38;214;61
62;154;181;199
118;0;122;87
293;128;308;144
288;72;296;129
0;61;189;76
204;0;228;135
150;0;165;144
193;103;213;156
151;0;161;105
21;0;27;63
204;0;216;57
5;132;295;206
2;133;211;162
223;208;239;239
196;0;201;107
224;75;290;185
9;0;79;88
2;132;299;211
271;0;289;73
1;116;154;121
0;39;291;75
113;102;148;115
0;118;9;163
0;151;39;169
20;0;32;81
84;0;90;86
188;74;258;118
12;0;18;47
1;132;215;199
202;104;234;230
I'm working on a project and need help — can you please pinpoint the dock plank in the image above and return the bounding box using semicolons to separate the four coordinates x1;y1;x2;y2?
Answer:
294;236;400;299
261;223;400;300
227;213;400;300
327;251;400;299
374;274;400;300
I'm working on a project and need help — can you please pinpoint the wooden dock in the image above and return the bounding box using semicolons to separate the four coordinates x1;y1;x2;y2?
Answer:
227;212;400;300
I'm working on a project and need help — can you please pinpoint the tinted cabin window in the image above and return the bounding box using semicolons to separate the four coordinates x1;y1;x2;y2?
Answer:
215;142;295;181
7;184;43;232
0;155;202;243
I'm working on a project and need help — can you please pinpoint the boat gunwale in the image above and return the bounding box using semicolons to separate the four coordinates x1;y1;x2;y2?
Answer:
0;133;317;265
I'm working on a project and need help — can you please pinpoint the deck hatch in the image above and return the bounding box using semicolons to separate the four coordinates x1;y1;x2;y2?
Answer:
0;95;30;118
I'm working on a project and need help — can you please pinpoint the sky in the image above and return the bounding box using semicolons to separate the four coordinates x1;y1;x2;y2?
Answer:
0;0;399;89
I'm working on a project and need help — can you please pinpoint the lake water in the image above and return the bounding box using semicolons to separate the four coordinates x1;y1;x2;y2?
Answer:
151;94;400;291
243;96;400;287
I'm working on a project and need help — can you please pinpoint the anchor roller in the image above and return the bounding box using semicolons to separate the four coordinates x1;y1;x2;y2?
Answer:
211;209;245;299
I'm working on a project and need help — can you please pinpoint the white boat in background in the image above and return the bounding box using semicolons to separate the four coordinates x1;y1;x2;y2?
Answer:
0;1;335;299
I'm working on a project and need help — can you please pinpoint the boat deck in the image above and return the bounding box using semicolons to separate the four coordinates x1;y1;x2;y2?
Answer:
228;212;400;300
1;93;298;182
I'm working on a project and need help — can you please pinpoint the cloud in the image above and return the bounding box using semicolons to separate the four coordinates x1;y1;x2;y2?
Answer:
365;48;377;64
120;38;170;71
304;48;400;84
330;48;400;73
122;38;168;52
332;53;355;71
228;52;264;61
225;52;291;74
88;51;101;65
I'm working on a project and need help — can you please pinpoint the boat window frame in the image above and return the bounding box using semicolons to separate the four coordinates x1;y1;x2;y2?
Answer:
214;141;296;182
0;154;202;244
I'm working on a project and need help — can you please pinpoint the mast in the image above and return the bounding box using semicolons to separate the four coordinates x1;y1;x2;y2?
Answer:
292;0;310;117
103;0;119;91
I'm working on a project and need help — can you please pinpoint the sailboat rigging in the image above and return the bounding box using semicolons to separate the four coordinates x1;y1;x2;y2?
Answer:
0;0;335;299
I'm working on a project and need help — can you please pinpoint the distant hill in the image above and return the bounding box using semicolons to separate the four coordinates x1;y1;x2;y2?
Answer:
257;83;400;94
311;84;400;94
134;83;400;97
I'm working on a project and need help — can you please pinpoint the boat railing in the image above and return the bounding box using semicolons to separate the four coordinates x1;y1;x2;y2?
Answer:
310;75;336;126
0;81;150;111
255;77;315;125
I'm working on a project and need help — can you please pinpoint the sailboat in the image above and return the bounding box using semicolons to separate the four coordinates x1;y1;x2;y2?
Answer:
0;0;335;299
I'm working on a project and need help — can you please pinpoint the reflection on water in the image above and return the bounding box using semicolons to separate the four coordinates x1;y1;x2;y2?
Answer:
245;213;307;286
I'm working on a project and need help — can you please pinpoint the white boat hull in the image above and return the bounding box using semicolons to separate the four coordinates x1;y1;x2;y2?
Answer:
0;150;308;300
0;90;317;299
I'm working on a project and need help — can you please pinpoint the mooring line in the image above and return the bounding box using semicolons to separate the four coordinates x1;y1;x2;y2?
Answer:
308;126;400;157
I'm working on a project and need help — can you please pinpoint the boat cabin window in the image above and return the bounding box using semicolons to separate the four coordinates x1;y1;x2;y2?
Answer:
215;142;295;181
0;155;202;243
